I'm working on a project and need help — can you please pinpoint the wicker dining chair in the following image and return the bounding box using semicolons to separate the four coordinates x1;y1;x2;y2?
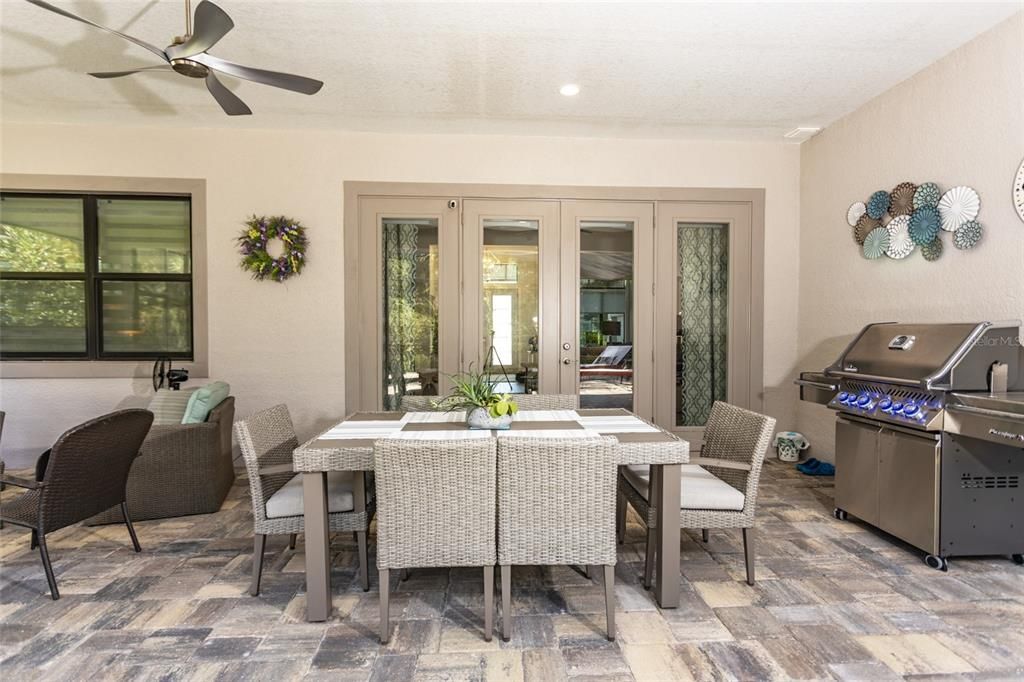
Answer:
497;435;619;641
618;401;775;587
0;409;154;600
512;394;578;410
235;405;375;596
374;437;497;644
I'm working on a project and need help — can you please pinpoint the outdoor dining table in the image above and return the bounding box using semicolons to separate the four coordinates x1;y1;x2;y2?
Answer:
292;408;690;622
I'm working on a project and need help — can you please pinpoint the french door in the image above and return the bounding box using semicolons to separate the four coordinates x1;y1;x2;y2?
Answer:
654;201;760;444
349;189;762;437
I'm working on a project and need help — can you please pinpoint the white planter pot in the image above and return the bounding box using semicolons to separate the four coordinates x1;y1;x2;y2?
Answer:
467;407;512;430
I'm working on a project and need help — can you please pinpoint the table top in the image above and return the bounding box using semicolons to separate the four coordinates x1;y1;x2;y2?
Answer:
293;408;689;472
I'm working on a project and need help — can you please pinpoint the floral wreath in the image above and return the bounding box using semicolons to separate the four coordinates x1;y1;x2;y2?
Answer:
237;215;308;282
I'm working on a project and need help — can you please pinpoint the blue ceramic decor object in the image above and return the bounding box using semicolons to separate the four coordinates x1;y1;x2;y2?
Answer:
909;205;941;245
867;190;890;219
862;227;890;259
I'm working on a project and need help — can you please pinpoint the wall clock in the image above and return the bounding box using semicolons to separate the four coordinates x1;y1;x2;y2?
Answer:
1015;158;1024;223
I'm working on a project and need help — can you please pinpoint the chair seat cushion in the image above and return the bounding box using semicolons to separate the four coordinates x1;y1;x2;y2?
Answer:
265;471;356;519
623;464;745;511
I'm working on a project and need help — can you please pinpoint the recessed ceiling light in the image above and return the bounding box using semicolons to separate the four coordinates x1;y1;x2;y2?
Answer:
560;84;580;97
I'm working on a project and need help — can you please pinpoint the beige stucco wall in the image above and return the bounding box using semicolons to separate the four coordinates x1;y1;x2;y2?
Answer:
0;127;800;466
797;12;1024;461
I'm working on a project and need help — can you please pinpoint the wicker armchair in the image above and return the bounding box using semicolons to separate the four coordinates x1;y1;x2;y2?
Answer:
87;398;236;524
235;405;374;596
618;401;775;587
0;410;154;599
374;437;497;644
497;436;619;641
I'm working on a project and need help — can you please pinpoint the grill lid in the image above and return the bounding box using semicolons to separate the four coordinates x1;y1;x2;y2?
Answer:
824;322;1022;390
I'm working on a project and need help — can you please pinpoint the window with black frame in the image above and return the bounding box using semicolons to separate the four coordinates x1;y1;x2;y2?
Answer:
0;193;193;360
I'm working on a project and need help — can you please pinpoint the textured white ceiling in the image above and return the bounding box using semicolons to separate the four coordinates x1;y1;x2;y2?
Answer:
1;1;1021;139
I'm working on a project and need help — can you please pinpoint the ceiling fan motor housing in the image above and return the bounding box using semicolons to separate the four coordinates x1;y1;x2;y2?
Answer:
170;56;209;79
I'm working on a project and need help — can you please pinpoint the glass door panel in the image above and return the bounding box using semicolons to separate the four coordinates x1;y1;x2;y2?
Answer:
463;200;560;394
382;218;440;409
353;196;459;411
482;218;539;392
560;201;654;420
676;223;728;426
578;220;634;410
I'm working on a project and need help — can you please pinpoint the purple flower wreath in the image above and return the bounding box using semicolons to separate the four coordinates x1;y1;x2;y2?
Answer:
237;215;308;282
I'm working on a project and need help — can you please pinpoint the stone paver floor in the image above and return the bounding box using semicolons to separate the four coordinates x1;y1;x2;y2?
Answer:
2;461;1023;680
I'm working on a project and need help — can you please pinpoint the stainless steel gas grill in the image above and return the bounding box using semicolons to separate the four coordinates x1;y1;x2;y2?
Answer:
797;321;1024;571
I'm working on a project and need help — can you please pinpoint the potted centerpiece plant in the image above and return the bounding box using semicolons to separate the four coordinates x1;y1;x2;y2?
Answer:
434;367;519;430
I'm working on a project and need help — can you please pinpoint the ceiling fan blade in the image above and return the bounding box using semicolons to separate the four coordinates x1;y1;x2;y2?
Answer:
89;65;173;79
165;1;233;60
205;71;252;116
192;53;323;95
24;0;168;62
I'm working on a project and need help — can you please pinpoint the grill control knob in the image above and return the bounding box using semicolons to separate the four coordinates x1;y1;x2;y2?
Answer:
837;392;849;403
878;397;893;411
903;403;919;416
892;402;904;413
856;394;871;407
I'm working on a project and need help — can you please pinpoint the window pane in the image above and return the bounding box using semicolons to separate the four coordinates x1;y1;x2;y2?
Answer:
382;219;439;409
99;198;191;273
482;218;539;393
0;279;87;353
579;220;633;410
102;281;192;354
676;222;728;427
0;196;85;272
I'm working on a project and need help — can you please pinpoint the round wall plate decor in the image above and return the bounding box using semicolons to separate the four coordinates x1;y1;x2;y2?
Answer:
847;201;867;227
913;182;941;209
921;237;943;261
938;186;980;231
854;213;880;244
953;220;983;249
885;215;915;259
1014;158;1024;223
889;182;916;216
909;205;941;245
863;227;890;259
867;190;890;219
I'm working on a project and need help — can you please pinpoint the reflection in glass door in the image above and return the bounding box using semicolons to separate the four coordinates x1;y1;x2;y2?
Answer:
481;219;539;393
578;220;634;409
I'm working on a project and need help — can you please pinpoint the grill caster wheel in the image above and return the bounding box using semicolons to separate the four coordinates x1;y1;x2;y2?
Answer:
833;508;848;521
1013;554;1023;566
924;554;948;571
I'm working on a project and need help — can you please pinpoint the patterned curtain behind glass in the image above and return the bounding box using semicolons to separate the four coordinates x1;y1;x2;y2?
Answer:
677;223;728;426
382;223;420;410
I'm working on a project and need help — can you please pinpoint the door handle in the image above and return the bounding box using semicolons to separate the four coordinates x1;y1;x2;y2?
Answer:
562;358;573;365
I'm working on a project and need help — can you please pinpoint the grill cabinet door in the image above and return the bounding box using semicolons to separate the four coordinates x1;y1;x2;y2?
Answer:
835;418;880;525
877;428;940;554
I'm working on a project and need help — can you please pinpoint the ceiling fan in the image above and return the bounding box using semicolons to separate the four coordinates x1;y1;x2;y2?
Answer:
25;0;324;115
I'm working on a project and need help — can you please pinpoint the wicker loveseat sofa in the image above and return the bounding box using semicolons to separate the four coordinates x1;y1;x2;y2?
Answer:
87;397;236;524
